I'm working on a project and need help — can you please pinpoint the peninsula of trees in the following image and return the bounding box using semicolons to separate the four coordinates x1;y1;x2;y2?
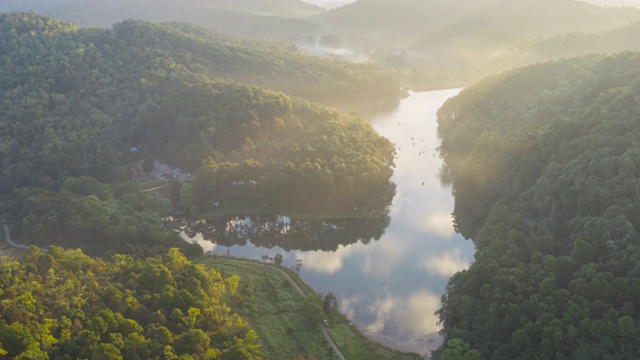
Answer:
435;51;640;358
0;12;397;255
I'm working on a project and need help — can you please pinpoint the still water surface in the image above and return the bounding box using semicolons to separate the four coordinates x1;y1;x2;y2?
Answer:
180;88;475;355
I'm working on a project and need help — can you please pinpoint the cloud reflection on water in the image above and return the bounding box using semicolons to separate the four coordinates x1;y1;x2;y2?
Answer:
180;230;216;253
297;233;410;278
296;244;357;274
343;289;441;341
419;248;470;277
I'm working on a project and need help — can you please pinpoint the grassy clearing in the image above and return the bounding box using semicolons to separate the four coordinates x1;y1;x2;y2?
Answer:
198;256;338;360
197;256;423;360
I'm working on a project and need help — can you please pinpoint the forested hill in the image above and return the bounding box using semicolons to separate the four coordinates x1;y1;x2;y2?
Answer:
0;0;324;43
487;20;640;74
434;51;640;358
0;13;397;192
0;13;399;109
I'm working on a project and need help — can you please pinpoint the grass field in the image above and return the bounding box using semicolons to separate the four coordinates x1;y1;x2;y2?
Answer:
197;256;423;360
198;256;339;360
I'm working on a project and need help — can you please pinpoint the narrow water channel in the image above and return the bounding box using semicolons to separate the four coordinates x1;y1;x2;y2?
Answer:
180;89;475;355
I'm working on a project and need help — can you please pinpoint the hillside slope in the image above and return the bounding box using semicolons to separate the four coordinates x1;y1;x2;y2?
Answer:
435;51;640;358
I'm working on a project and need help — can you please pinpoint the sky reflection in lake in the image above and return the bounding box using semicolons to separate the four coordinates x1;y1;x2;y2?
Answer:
180;89;475;355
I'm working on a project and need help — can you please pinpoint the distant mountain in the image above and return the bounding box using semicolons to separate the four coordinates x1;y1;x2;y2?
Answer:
0;0;324;18
0;0;324;42
312;0;640;88
315;0;640;43
481;21;640;77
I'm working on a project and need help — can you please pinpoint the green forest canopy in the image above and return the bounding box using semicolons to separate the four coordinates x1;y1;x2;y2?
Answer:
435;51;640;359
0;247;261;359
0;12;396;206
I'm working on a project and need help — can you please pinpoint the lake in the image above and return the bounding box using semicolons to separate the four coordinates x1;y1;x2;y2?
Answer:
179;88;475;355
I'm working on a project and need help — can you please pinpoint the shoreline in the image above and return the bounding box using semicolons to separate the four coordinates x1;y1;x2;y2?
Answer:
201;255;423;360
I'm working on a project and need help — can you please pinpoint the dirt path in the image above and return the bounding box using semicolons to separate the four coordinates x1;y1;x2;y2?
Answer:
3;219;27;249
2;219;48;252
141;185;168;193
322;326;347;360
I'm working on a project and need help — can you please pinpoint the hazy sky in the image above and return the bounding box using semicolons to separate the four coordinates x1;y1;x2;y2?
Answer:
302;0;355;9
582;0;640;7
301;0;640;9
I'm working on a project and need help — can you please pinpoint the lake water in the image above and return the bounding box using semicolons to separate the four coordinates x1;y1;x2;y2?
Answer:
180;88;475;355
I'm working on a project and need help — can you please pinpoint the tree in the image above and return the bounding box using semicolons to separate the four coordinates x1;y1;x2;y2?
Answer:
437;339;483;360
224;330;261;360
179;183;199;211
92;343;123;360
0;323;36;358
323;292;338;315
304;299;325;329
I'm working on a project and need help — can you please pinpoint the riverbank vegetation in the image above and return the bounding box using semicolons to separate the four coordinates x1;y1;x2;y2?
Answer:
0;247;260;359
176;215;390;252
4;177;200;258
435;51;640;358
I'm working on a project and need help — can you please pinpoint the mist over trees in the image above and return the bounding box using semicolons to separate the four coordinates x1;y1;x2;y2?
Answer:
5;0;640;89
312;0;640;88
